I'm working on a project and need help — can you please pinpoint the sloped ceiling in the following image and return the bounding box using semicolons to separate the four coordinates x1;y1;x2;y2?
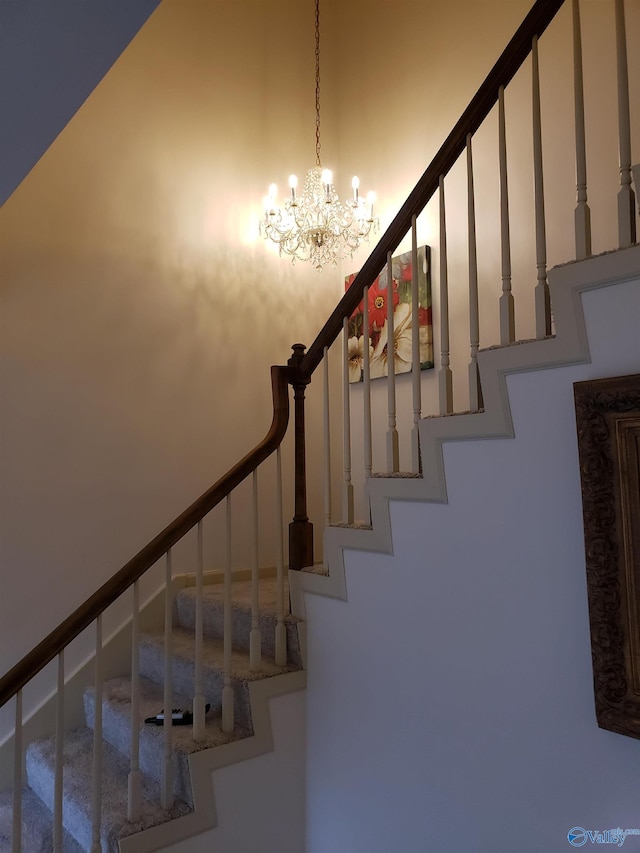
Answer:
0;0;161;205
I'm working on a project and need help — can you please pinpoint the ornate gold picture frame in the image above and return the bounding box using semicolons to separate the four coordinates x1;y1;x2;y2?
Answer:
574;373;640;739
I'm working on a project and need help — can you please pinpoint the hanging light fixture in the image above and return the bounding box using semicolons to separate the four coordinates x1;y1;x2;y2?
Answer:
260;0;379;271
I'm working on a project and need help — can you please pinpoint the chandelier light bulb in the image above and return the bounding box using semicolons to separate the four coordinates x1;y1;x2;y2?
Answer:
366;190;376;219
289;174;298;201
321;169;332;187
268;183;278;201
352;175;360;201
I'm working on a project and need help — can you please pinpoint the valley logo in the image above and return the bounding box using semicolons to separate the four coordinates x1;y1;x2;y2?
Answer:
568;827;640;847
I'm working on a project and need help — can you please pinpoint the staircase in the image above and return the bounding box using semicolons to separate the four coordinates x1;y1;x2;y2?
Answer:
0;577;303;852
1;0;639;849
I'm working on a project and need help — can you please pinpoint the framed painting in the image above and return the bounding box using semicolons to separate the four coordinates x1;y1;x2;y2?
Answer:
574;373;640;739
345;245;433;383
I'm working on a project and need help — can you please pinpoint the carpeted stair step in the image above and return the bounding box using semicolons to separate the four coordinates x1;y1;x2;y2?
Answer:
25;727;190;853
0;786;83;853
139;626;298;731
83;675;247;808
176;577;303;666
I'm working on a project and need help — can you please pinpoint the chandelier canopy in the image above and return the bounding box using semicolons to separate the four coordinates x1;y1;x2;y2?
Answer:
260;0;378;271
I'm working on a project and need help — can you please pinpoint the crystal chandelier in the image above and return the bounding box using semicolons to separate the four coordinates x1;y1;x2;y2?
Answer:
260;0;379;271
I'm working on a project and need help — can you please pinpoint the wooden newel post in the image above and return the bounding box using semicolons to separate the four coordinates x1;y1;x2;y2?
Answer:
288;343;314;571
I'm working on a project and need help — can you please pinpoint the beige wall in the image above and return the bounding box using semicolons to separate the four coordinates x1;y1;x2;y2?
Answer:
0;0;344;713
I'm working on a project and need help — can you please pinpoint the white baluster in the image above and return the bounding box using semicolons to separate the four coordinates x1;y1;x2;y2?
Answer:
128;581;142;822
615;0;636;247
467;135;483;411
498;86;515;344
91;615;103;853
342;317;354;523
161;550;174;810
323;346;332;530
532;35;551;339
275;447;287;667
222;495;234;733
411;215;421;473
386;251;399;472
362;285;372;517
53;651;64;853
193;521;206;742
439;175;453;414
250;470;261;671
572;0;591;259
12;690;22;853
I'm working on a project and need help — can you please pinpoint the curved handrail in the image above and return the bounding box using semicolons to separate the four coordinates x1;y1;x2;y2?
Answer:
0;365;290;708
301;0;564;378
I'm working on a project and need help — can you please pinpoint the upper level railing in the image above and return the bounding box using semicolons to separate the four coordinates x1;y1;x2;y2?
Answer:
301;0;567;377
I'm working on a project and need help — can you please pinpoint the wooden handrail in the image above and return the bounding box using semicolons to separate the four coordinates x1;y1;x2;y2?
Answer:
301;0;565;378
0;365;290;709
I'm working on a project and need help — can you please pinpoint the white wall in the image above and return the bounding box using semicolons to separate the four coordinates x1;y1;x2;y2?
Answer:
160;690;306;853
303;274;640;853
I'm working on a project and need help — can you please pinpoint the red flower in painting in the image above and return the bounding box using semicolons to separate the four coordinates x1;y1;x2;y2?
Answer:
367;278;399;331
418;306;432;327
399;261;413;283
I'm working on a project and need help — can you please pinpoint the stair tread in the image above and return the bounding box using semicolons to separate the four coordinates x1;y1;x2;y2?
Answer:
0;786;83;853
140;625;300;681
84;676;250;810
27;727;190;850
371;471;422;478
176;576;300;621
87;675;249;754
175;578;303;666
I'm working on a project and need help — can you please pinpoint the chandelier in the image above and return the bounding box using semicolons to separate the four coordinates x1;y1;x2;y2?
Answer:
260;0;379;271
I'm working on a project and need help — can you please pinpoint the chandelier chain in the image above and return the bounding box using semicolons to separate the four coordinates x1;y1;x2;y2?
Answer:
315;0;321;166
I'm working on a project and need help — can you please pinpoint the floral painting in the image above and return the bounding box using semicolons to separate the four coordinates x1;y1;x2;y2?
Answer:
345;245;433;383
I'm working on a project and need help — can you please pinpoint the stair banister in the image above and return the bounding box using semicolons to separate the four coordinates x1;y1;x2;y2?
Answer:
572;0;591;260
411;214;422;471
299;0;565;380
0;364;290;709
467;134;483;413
532;33;552;339
287;344;314;571
12;691;22;849
615;0;636;248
